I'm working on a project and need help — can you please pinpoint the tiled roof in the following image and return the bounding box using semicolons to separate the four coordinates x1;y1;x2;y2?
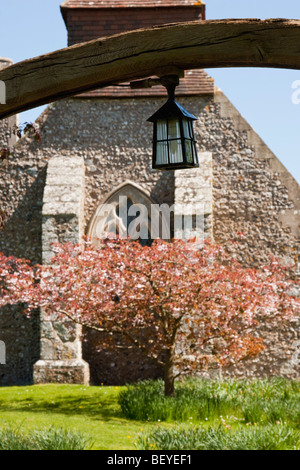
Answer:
61;1;204;8
77;69;214;98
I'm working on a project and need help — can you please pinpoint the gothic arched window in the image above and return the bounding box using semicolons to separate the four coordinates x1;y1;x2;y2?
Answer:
87;182;170;246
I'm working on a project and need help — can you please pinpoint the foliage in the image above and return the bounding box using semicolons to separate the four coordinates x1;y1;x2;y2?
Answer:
0;426;92;450
119;379;234;422
119;377;300;425
136;424;300;451
0;238;299;395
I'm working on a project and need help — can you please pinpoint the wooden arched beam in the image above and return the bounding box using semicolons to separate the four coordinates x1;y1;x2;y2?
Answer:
1;18;300;119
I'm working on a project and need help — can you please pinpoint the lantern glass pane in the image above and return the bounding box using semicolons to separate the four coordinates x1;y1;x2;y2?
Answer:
182;119;191;139
157;120;168;140
156;141;168;165
193;142;198;162
189;120;196;140
168;119;181;139
185;140;193;163
169;139;183;164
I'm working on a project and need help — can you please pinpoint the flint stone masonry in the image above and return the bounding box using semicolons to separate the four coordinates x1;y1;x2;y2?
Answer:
0;58;18;148
0;59;38;386
214;90;300;243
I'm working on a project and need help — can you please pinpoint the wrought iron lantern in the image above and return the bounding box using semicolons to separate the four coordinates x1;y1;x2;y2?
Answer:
147;75;199;171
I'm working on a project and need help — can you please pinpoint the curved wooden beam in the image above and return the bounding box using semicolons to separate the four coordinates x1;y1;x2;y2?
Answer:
1;18;300;119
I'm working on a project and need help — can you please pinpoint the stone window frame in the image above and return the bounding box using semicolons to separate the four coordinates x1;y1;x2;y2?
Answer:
87;181;170;244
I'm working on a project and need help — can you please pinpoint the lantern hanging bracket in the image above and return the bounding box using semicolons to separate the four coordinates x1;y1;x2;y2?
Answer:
159;75;180;101
130;67;183;92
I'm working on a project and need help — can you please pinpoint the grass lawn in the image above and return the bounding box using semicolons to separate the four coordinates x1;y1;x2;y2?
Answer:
0;384;155;450
0;378;299;450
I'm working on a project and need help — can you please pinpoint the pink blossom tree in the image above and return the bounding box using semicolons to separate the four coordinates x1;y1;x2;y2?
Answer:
0;238;298;396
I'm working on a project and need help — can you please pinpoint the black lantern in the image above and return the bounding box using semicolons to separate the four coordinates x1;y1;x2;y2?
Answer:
147;75;199;171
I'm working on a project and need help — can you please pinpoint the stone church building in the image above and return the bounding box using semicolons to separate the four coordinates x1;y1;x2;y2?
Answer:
0;0;299;386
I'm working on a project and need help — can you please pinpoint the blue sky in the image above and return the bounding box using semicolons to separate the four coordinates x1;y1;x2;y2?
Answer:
0;0;300;183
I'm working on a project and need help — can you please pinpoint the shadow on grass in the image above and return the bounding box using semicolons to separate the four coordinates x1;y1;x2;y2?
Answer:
0;394;124;421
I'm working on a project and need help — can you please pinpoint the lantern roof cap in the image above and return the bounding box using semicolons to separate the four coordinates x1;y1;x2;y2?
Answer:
147;98;197;122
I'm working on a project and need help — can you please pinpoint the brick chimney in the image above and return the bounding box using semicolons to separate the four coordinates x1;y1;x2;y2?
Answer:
60;0;206;46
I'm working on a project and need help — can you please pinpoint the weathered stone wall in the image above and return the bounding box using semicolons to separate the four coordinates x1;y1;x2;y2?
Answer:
42;155;85;264
211;91;299;268
0;58;17;149
196;91;300;379
0;57;40;385
34;156;89;385
0;90;299;385
0;131;45;384
0;116;18;149
174;155;213;241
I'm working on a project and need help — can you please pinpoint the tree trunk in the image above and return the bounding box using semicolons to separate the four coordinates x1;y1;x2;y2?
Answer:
163;349;175;397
